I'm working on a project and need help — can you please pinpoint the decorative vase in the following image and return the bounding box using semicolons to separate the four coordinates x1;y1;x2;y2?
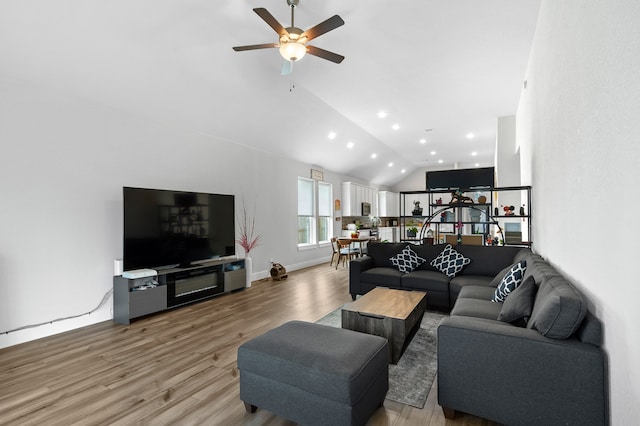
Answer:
245;256;252;288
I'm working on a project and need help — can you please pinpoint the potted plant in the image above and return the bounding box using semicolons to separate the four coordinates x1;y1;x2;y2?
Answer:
407;226;418;238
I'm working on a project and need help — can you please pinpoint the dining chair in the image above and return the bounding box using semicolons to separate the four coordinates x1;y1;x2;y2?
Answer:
358;240;369;256
329;237;339;267
336;238;358;269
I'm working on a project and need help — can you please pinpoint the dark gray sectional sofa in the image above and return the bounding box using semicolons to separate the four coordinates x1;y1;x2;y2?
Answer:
349;242;607;425
349;242;528;310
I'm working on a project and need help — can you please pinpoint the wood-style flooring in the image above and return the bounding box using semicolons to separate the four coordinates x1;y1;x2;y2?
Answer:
0;263;496;425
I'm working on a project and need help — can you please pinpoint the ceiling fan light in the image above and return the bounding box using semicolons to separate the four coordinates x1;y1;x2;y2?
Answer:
279;42;306;62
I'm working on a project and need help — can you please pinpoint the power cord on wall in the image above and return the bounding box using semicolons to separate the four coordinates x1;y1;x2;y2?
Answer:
1;288;113;335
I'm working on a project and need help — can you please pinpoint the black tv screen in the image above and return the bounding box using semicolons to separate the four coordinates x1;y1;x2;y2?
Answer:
123;187;235;270
426;167;495;190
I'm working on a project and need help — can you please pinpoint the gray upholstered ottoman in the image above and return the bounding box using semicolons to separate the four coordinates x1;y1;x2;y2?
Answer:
237;320;389;426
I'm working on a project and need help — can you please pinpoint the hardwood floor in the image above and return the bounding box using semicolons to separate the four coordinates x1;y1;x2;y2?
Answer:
0;264;496;426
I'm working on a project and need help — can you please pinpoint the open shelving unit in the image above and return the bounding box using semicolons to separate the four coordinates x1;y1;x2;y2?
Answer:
399;186;532;247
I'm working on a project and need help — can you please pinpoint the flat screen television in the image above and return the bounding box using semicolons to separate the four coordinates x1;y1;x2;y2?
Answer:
123;187;235;270
426;167;495;190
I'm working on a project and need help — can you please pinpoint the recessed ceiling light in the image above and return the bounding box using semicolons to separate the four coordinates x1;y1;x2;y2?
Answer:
475;163;480;167
346;141;354;149
471;151;477;156
377;111;387;118
371;153;377;159
388;162;393;167
430;151;437;155
438;159;444;164
391;123;400;130
401;169;406;174
419;139;426;144
466;132;475;139
328;131;336;140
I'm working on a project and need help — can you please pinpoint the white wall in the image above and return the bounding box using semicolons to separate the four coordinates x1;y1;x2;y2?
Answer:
0;76;341;348
495;115;520;187
516;1;640;424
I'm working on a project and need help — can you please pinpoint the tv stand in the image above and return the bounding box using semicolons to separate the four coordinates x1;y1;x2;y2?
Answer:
113;258;247;325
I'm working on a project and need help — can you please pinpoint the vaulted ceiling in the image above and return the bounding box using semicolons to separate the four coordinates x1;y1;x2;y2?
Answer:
0;0;541;187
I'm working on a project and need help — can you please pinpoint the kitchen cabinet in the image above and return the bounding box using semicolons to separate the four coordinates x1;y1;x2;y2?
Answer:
378;227;397;242
378;191;399;217
342;182;378;216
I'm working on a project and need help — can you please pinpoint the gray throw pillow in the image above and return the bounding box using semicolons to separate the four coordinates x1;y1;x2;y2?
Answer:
497;275;537;327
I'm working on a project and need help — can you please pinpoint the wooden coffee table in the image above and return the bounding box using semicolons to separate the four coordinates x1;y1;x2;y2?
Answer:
341;287;427;364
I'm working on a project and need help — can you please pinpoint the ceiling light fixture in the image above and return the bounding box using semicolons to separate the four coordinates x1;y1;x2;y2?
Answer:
392;123;400;130
279;28;307;61
471;151;477;156
233;0;345;65
388;162;394;167
466;132;475;139
419;139;426;144
401;169;406;174
430;151;437;155
377;111;387;118
438;159;443;164
346;141;354;149
371;153;377;159
328;131;336;140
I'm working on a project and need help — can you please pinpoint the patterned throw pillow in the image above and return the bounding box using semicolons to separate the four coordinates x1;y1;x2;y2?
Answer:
390;245;426;273
492;260;527;302
430;244;471;278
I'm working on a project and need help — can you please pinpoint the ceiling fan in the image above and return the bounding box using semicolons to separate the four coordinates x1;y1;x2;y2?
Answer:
232;0;345;65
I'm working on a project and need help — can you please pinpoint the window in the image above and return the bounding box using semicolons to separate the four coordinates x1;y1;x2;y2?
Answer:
297;178;315;245
298;177;333;247
318;182;332;243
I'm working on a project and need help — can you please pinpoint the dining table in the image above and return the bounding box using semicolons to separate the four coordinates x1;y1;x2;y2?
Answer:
342;236;371;257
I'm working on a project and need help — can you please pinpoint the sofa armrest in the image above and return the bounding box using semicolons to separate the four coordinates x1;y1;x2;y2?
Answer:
437;316;607;426
348;256;374;299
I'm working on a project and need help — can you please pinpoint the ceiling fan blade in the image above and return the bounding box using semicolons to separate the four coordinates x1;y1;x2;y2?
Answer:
301;15;344;42
233;43;279;52
253;8;287;36
306;45;345;64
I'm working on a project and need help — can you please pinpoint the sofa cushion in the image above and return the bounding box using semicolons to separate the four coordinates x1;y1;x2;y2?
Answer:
492;260;527;302
450;275;495;304
454;245;528;276
490;264;512;287
513;248;534;264
366;242;407;268
360;267;404;287
455;283;496;301
412;244;449;271
527;262;587;339
450;297;502;320
401;270;450;293
430;244;471;278
389;245;426;273
497;275;537;327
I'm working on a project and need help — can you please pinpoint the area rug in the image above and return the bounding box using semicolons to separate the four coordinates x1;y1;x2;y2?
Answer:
315;306;447;408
